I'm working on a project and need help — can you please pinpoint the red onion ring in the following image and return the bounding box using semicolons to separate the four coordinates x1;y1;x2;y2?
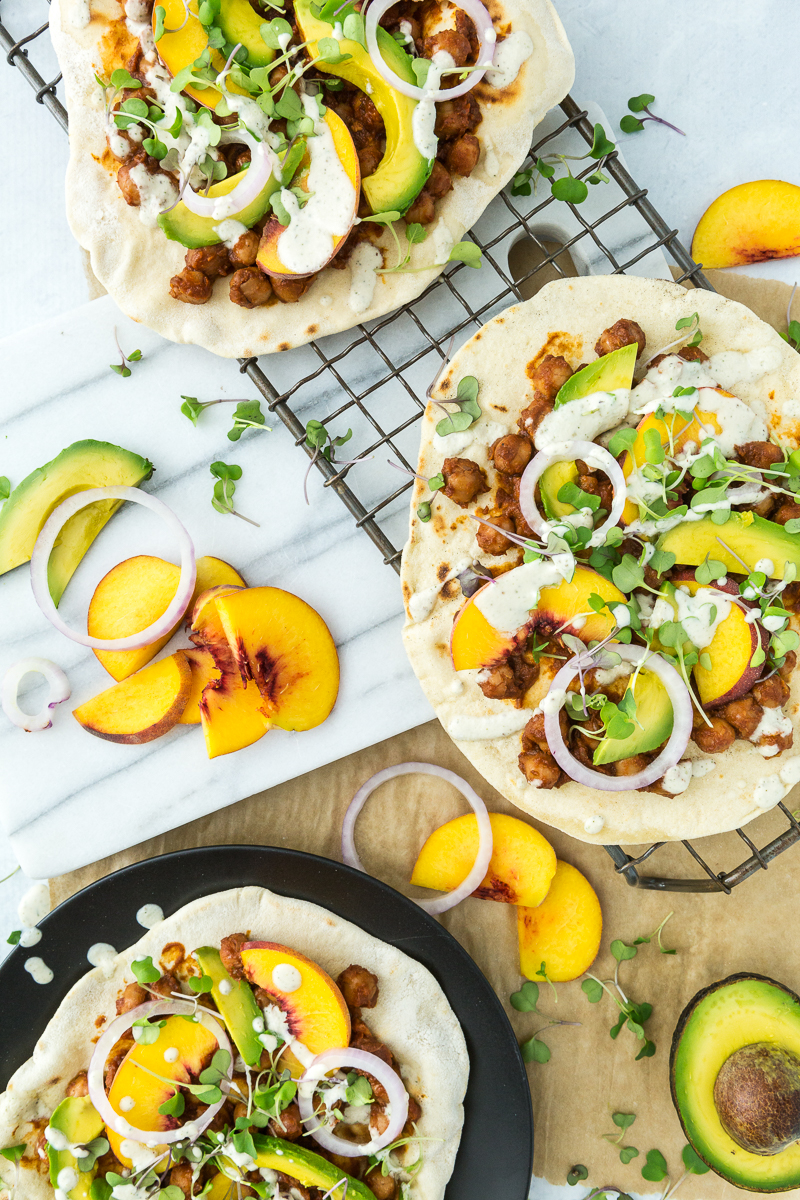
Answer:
87;999;231;1143
297;1047;409;1157
364;0;496;101
518;440;627;549
2;658;70;732
30;487;196;651
342;762;493;914
181;130;275;220
543;644;693;792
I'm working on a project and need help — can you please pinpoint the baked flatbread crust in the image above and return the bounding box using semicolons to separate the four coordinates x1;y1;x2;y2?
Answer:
50;0;574;357
0;886;468;1200
401;277;800;845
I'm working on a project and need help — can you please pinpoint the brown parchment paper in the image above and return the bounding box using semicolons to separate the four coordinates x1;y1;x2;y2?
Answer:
48;270;800;1200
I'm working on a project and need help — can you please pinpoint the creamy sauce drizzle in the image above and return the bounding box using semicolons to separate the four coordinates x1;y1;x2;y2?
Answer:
484;32;533;88
534;389;630;450
445;709;532;741
412;51;454;161
87;942;118;977
136;903;165;929
348;242;382;314
24;957;53;984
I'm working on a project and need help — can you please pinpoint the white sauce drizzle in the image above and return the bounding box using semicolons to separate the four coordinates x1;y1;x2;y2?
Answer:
473;559;563;633
584;815;605;835
218;978;233;995
412;51;454;161
71;0;92;28
445;709;532;741
128;165;178;227
24;957;53;984
751;706;793;756
136;903;164;929
484;32;533;88
407;557;472;622
87;943;118;977
534;389;630;450
18;882;49;927
19;927;42;948
691;758;716;778
272;963;303;993
661;761;693;795
214;219;249;249
163;1047;179;1063
348;242;382;314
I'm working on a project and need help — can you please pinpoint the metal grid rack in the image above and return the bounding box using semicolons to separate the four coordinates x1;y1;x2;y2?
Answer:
4;0;800;893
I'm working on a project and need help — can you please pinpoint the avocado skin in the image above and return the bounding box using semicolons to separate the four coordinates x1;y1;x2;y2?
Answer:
670;973;800;1191
47;1095;105;1199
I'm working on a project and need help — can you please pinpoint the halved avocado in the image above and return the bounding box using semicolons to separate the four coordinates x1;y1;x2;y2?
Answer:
671;973;800;1191
47;1096;105;1199
657;512;800;581
294;0;431;214
554;343;638;408
218;0;275;67
0;440;154;605
158;166;281;249
592;664;673;765
194;946;264;1066
254;1136;376;1199
539;460;579;521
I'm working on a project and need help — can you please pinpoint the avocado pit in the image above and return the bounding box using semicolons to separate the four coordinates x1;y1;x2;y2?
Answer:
714;1043;800;1155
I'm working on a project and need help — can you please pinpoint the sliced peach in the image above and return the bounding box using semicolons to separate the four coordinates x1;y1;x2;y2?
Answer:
451;565;626;671
241;942;350;1077
106;1013;219;1167
256;111;360;280
214;587;339;731
199;667;271;758
154;0;249;110
692;180;800;269
621;406;724;524
411;812;557;907
517;861;602;983
179;647;220;726
73;651;192;744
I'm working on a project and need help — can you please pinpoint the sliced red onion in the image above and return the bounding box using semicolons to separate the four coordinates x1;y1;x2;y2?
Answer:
518;440;627;549
2;658;70;732
181;130;275;220
87;1000;231;1143
364;0;496;101
30;487;196;651
297;1047;408;1157
342;762;493;915
543;644;693;792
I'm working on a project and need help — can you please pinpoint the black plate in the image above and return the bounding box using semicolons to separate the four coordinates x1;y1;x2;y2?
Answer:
0;845;533;1198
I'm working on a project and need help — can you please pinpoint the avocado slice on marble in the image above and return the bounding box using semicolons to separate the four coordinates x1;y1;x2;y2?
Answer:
554;342;638;408
158;166;282;250
592;663;673;765
194;945;264;1067
671;973;800;1190
657;511;800;580
47;1096;105;1200
0;440;153;605
254;1136;376;1199
294;0;431;214
218;0;276;67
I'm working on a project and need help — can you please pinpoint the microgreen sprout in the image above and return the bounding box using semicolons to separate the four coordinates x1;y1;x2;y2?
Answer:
110;328;142;378
603;1113;639;1163
511;123;615;201
581;925;667;1060
303;419;354;503
180;396;270;444
434;375;481;436
634;912;676;954
0;478;10;502
210;461;259;526
566;1165;589;1186
620;94;685;137
640;1149;668;1183
780;283;800;351
510;975;580;1064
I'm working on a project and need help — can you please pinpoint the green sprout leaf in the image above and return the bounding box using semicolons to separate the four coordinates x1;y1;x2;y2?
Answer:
619;1146;640;1165
181;396;205;425
6;930;20;946
0;1145;26;1164
448;241;482;269
131;956;160;985
641;1149;668;1182
620;114;645;134
552;175;588;205
611;940;638;963
613;1112;637;1134
188;973;214;994
110;68;140;90
417;502;432;522
628;93;656;112
608;427;637;457
682;1144;710;1174
158;1089;186;1117
510;981;541;1013
589;123;615;159
228;399;268;441
132;1017;166;1046
635;1039;656;1060
582;978;604;1003
345;1073;374;1106
567;1165;588;1186
521;1035;551;1063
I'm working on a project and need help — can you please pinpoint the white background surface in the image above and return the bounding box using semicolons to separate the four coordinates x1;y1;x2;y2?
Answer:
0;9;798;1193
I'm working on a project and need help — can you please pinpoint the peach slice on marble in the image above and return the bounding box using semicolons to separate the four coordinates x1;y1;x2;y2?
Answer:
179;647;220;726
240;942;350;1077
411;812;557;907
517;860;602;983
73;651;192;744
692;180;800;269
106;1013;219;1167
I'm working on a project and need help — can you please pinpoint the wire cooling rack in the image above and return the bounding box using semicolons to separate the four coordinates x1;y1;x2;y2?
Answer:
5;0;800;892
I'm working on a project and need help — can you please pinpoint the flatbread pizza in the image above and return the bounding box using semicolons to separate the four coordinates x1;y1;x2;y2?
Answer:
49;0;573;356
401;277;800;845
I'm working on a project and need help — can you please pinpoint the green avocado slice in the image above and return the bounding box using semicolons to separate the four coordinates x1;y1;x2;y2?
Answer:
158;166;281;250
254;1136;377;1199
657;511;800;580
0;440;154;605
539;460;580;521
294;0;431;214
592;664;673;766
47;1096;105;1199
217;0;276;67
554;343;638;408
194;946;264;1067
671;974;800;1190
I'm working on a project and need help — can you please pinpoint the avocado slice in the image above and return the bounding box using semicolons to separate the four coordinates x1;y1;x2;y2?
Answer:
194;946;264;1067
47;1096;105;1199
592;664;673;766
218;0;275;67
158;167;281;249
254;1136;376;1199
294;0;431;214
671;973;800;1190
539;460;579;521
657;512;800;580
554;343;638;408
0;440;154;605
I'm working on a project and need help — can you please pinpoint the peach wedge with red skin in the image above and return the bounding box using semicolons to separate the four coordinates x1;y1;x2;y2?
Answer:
241;942;350;1076
73;651;192;744
411;812;557;907
692;180;800;269
451;566;626;672
517;860;602;983
671;569;767;707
